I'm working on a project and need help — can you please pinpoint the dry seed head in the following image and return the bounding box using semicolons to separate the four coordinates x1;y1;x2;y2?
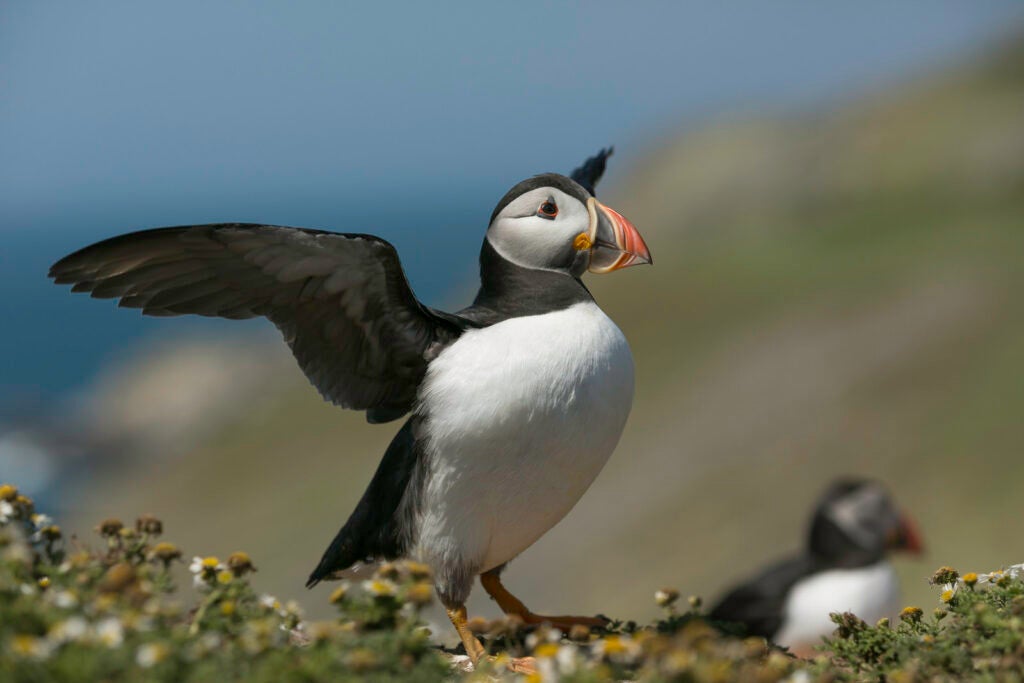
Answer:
930;566;959;585
227;551;256;576
466;616;490;635
900;606;923;623
100;562;136;593
135;515;163;535
377;562;400;580
97;519;124;537
655;587;679;607
569;624;592;642
15;495;34;514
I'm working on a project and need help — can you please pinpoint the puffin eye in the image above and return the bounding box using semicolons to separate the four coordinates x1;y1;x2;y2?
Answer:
538;201;558;219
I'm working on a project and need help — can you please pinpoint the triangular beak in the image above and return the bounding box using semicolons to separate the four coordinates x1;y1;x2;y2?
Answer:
586;198;652;273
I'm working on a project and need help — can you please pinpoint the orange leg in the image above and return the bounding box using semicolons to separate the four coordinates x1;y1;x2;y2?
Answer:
445;604;537;674
480;569;609;632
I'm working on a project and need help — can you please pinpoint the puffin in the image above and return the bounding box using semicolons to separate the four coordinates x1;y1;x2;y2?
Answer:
709;478;924;656
49;149;650;671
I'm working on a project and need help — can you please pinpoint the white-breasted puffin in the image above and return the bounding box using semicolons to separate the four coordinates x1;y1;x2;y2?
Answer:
709;478;924;656
49;150;650;670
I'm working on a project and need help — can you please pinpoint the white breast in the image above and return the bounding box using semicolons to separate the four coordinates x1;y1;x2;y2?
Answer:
414;301;634;574
774;561;900;650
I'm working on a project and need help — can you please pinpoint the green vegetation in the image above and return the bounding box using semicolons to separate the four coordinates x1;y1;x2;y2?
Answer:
6;484;1024;681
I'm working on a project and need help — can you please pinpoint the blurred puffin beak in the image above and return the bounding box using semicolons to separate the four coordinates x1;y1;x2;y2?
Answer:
890;512;925;555
586;198;652;273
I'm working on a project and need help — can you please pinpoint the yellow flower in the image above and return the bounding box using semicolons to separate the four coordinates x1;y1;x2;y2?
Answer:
534;642;559;658
0;484;17;501
328;585;348;604
361;578;397;597
10;634;52;659
216;571;233;585
403;582;433;606
941;590;954;602
404;561;432;580
220;600;236;616
150;542;182;563
963;572;978;587
202;557;220;569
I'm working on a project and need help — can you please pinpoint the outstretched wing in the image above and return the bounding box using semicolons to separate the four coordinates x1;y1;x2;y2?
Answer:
50;224;470;423
569;146;614;196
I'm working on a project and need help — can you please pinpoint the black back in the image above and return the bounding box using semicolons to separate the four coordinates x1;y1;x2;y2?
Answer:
709;478;906;638
709;555;819;638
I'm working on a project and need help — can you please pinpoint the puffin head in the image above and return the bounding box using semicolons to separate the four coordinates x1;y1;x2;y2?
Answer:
808;478;924;566
485;173;651;277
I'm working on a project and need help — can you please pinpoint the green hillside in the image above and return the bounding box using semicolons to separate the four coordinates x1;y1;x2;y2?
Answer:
67;37;1024;633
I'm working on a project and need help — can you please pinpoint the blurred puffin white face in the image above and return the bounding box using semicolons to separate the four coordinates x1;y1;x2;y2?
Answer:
486;186;592;274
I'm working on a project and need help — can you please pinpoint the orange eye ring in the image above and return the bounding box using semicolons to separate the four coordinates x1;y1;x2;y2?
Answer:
538;201;558;218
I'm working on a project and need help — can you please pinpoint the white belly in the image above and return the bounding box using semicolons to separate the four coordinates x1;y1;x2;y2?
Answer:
774;561;900;649
414;301;634;573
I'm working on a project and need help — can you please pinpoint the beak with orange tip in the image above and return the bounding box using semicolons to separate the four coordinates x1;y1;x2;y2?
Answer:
585;198;652;273
889;512;925;555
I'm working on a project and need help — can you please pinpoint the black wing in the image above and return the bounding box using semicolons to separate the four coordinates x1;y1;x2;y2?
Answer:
50;224;470;423
570;147;614;196
709;555;817;639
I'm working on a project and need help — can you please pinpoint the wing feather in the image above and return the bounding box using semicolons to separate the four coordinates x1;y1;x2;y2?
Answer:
50;223;469;420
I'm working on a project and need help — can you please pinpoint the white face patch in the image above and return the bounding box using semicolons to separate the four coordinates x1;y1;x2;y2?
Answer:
825;483;893;550
485;187;591;273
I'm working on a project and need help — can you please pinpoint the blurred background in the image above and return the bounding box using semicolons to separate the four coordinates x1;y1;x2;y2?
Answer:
3;2;1023;634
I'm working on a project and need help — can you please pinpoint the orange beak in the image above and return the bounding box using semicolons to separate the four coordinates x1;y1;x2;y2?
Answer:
586;198;652;273
890;512;925;555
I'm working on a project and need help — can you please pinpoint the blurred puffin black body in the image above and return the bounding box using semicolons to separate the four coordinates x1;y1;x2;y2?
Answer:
50;149;650;671
710;479;923;653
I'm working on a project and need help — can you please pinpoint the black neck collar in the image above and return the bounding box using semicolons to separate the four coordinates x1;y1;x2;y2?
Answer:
464;239;593;323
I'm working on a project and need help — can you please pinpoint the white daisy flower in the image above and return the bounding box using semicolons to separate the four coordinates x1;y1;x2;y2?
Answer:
49;616;89;644
53;590;79;609
0;500;15;523
31;513;53;529
361;578;398;597
95;617;124;648
135;642;169;668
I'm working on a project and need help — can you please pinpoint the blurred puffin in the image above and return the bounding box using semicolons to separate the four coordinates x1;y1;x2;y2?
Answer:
50;149;649;671
709;478;923;655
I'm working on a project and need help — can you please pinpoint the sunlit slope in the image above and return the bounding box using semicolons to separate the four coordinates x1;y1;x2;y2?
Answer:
70;40;1024;625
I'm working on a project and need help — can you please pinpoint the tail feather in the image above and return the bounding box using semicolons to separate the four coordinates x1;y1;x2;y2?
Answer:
305;418;421;589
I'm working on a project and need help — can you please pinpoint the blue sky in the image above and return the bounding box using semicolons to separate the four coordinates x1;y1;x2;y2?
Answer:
1;1;1022;403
